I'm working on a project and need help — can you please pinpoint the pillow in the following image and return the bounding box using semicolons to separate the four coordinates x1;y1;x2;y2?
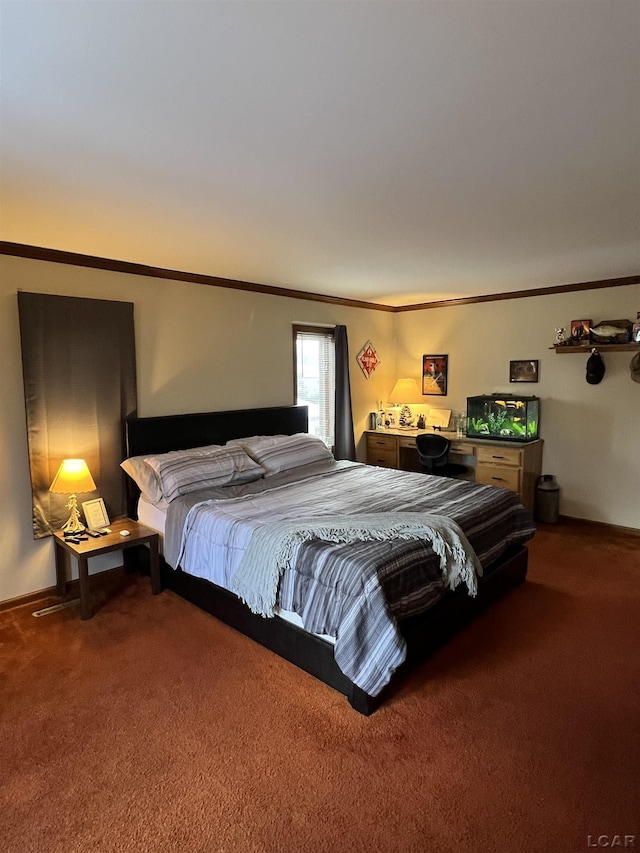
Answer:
143;445;264;502
228;433;333;476
121;444;223;504
120;455;164;505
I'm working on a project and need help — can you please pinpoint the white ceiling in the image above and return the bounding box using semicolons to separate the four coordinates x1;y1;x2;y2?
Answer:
1;1;639;307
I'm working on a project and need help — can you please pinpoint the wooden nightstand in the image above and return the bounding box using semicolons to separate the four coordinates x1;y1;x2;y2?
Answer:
53;518;161;620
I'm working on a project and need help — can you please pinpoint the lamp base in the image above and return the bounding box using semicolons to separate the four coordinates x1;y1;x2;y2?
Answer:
60;494;85;534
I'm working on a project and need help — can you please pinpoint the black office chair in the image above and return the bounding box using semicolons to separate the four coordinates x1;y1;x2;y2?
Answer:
415;434;468;478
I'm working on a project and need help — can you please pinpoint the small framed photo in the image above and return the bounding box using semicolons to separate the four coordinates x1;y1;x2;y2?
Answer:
510;360;539;383
570;319;591;342
82;497;110;529
422;354;448;396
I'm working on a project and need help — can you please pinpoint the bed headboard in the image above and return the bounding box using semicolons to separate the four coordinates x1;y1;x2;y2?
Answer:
123;404;308;517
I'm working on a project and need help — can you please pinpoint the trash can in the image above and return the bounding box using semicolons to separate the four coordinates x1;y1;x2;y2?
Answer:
536;475;560;523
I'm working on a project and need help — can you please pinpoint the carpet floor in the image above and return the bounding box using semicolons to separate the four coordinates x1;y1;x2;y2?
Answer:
1;521;638;853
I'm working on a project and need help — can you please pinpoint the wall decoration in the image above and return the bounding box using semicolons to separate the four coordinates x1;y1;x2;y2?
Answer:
570;319;591;343
422;354;448;396
509;360;539;383
590;319;632;344
356;340;380;378
632;323;640;343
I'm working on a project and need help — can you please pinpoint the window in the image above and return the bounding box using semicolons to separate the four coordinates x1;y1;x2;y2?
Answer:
293;325;335;447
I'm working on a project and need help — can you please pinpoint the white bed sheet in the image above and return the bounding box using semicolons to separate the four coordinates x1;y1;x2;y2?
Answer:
136;495;335;644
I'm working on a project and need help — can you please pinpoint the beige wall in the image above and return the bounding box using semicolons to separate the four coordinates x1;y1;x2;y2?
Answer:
1;253;638;603
396;285;640;529
0;255;396;602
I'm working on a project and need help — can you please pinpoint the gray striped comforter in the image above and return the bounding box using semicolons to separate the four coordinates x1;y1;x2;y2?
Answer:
165;461;535;696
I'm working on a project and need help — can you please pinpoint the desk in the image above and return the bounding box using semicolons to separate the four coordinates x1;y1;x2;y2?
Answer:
365;429;543;514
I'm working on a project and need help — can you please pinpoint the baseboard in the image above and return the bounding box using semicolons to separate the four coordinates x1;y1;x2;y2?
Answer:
557;515;640;538
0;565;126;614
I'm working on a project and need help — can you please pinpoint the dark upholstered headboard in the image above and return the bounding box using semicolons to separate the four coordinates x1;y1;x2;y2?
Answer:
123;404;308;517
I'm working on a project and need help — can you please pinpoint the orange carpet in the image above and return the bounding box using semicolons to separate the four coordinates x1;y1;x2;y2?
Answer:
1;521;638;853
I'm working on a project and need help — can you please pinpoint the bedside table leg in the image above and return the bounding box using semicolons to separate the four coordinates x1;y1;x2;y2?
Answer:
149;538;161;595
54;541;68;597
77;556;92;620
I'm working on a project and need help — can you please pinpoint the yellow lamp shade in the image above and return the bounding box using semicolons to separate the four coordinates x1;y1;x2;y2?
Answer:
50;459;97;494
389;378;421;404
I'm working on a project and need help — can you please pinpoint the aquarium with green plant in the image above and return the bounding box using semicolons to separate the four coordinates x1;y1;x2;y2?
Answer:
466;395;539;442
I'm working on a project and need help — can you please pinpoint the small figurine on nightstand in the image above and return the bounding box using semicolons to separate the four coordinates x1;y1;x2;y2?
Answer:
416;413;426;430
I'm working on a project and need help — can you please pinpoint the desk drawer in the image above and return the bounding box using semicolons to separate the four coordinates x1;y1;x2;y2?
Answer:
476;445;522;467
366;434;396;452
450;440;475;456
475;463;521;493
367;448;397;468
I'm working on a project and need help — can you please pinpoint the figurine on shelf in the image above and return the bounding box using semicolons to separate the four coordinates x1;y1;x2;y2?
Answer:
555;327;566;344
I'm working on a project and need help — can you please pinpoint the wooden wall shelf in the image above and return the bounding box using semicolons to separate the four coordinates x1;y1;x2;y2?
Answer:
551;343;640;354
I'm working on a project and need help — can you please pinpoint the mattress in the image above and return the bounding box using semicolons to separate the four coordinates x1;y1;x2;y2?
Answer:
136;494;336;643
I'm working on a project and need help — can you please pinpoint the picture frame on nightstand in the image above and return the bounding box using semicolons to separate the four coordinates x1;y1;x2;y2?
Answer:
82;498;110;529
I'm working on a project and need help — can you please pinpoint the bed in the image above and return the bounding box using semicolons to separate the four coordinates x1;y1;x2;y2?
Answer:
124;404;534;715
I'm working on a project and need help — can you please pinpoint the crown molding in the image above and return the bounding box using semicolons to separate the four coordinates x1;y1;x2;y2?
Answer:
2;242;638;311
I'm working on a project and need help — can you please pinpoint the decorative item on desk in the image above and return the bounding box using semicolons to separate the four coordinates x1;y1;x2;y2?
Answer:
49;459;97;533
384;409;397;428
416;413;426;430
82;497;110;530
388;378;421;427
425;408;451;430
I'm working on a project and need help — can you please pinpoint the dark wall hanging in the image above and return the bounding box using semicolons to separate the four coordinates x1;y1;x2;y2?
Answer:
18;292;137;538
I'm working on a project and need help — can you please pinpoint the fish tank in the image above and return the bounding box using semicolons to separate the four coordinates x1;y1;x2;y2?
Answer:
466;395;540;442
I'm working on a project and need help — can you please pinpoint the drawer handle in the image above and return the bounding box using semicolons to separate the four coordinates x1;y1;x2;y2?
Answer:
492;455;505;460
491;476;505;482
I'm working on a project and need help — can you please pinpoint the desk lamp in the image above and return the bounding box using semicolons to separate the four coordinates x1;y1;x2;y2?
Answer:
49;459;97;533
389;378;421;427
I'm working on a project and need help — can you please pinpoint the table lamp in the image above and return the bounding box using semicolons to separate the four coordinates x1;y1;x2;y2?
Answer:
49;459;97;533
389;378;421;427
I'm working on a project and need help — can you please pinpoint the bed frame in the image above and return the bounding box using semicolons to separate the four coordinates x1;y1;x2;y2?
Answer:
124;404;528;715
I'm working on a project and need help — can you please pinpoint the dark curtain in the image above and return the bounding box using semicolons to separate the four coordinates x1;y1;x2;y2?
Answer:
18;292;137;538
334;324;356;461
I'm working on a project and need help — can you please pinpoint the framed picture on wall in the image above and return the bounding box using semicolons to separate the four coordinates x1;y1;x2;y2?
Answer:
509;360;539;383
422;354;448;396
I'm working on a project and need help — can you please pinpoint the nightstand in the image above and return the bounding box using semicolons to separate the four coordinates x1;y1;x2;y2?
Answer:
53;518;161;620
